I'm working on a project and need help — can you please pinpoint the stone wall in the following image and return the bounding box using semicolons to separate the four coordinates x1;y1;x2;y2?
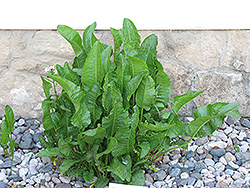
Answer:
0;30;249;118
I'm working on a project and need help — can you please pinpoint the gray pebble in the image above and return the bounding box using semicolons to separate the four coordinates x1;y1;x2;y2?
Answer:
240;118;250;128
155;170;166;181
236;152;250;161
19;133;34;149
210;148;226;157
0;182;7;188
169;168;181;178
39;162;54;173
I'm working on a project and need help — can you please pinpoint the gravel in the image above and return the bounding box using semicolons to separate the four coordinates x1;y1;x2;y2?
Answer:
0;116;250;188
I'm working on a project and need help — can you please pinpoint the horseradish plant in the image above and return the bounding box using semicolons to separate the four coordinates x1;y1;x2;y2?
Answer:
37;18;240;187
0;105;19;175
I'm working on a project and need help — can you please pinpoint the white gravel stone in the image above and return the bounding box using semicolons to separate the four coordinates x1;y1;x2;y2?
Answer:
34;178;41;184
238;131;247;140
224;126;233;134
194;179;204;187
204;158;215;166
20;153;32;166
219;156;228;165
59;175;71;183
214;162;225;171
225;152;236;163
18;118;25;126
19;168;29;177
0;172;6;181
213;131;228;141
196;146;204;155
232;171;242;180
52;176;61;184
238;167;249;175
180;172;189;179
206;141;227;150
229;161;240;169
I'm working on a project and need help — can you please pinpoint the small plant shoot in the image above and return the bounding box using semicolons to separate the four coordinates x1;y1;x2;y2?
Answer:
37;18;240;187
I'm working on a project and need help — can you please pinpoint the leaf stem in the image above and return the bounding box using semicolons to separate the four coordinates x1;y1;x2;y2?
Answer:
148;119;210;165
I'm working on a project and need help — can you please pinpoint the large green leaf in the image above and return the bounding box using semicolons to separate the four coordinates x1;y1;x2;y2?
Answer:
83;82;102;124
155;70;171;109
136;75;156;111
138;34;158;76
95;176;109;188
81;41;104;90
60;159;79;174
102;81;122;114
41;100;54;130
108;155;132;182
63;62;81;86
4;105;15;133
112;106;139;157
123;72;146;109
187;103;241;137
41;76;52;99
137;137;151;158
48;75;84;111
128;169;145;186
111;27;122;60
122;18;141;49
96;137;118;159
82;126;106;145
129;56;148;77
164;113;183;137
101;46;113;74
82;22;98;53
58;137;74;158
102;101;129;138
70;101;91;130
37;147;61;157
115;54;131;92
83;168;94;184
0;120;9;146
171;90;204;114
57;25;83;57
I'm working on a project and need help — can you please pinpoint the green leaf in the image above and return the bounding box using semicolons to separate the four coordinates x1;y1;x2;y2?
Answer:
82;22;98;53
57;25;83;57
83;82;102;124
102;80;122;114
147;131;166;150
101;46;113;74
128;56;148;77
108;155;132;182
60;159;78;174
58;137;73;158
188;103;240;137
111;27;122;60
0;120;9;146
96;137;118;159
36;147;61;157
112;106;139;157
95;176;109;188
155;70;171;109
124;72;146;109
41;100;54;130
71;102;91;130
164;113;183;137
4;105;15;133
55;64;66;78
72;50;87;68
81;41;104;90
48;75;84;111
82;126;106;145
136;75;156;111
138;34;158;76
122;18;141;49
63;62;81;86
102;101;129;138
128;169;145;186
83;168;94;184
41;76;52;98
171;91;204;114
143;121;175;131
138;138;151;158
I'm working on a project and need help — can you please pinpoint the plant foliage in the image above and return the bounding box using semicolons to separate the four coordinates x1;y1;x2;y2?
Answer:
37;18;240;187
0;105;19;175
